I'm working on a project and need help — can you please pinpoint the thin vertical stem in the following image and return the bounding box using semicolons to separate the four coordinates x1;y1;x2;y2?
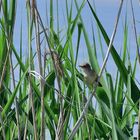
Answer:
24;1;38;139
33;2;45;139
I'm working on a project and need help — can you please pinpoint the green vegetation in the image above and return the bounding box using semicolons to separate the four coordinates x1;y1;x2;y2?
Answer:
0;0;139;139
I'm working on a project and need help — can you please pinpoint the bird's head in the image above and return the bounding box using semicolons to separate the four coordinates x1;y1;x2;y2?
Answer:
79;63;91;71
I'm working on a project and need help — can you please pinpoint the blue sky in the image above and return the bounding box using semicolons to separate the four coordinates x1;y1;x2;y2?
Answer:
14;0;140;78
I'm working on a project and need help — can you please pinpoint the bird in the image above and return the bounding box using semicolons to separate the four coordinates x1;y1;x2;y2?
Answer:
79;63;101;88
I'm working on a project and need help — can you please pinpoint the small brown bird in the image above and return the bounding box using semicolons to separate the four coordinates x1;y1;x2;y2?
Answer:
79;63;100;88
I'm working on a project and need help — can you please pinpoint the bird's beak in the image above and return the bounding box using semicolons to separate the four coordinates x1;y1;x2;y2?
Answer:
79;65;84;68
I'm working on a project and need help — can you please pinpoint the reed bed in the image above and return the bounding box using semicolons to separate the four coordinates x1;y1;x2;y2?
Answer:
0;0;139;139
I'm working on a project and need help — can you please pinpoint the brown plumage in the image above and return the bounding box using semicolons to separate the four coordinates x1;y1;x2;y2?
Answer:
79;63;99;87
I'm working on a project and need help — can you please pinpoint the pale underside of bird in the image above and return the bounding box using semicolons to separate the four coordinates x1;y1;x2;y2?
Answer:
79;63;98;87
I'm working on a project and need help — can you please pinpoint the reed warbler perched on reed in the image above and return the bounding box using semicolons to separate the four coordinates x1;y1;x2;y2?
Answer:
79;63;101;88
